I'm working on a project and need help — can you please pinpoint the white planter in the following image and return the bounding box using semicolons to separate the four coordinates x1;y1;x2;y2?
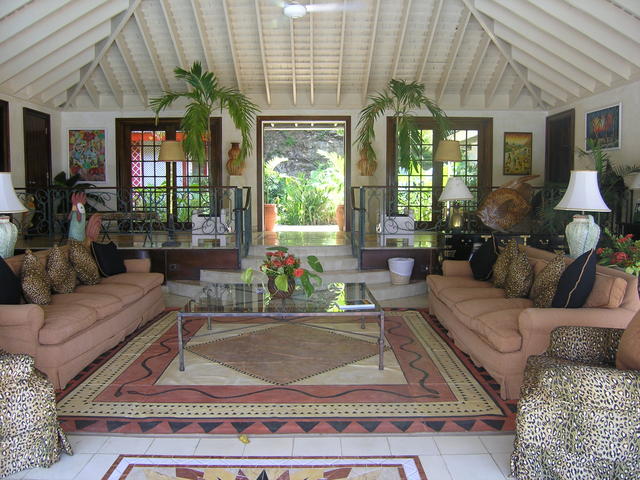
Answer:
388;257;414;285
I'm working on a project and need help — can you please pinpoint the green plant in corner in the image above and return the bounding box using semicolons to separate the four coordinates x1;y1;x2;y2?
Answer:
149;61;260;167
356;79;450;172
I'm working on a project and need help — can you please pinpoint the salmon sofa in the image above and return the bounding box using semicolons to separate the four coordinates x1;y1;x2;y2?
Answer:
427;246;640;399
0;246;164;389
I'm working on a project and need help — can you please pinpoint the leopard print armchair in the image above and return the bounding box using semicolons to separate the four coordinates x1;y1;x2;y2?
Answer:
0;350;72;478
511;326;640;480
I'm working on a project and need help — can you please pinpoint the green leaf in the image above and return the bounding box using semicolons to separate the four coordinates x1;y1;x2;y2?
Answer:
275;274;289;292
300;273;313;296
266;246;288;252
307;255;323;272
241;268;253;284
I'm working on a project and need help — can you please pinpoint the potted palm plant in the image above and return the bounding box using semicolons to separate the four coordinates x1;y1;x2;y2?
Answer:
355;79;450;174
150;61;260;173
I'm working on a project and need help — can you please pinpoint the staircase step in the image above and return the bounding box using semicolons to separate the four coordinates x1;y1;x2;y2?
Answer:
200;268;391;285
248;244;352;257
241;254;358;271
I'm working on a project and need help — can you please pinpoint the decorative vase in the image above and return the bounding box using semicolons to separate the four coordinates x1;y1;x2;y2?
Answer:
226;142;244;175
565;214;600;258
267;277;296;298
264;203;277;232
335;204;345;232
357;150;377;176
0;216;18;258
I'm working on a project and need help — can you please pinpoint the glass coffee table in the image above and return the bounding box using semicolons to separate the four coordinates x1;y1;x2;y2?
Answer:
177;282;385;371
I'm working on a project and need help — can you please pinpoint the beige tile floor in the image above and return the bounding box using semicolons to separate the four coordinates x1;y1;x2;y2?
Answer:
8;293;515;480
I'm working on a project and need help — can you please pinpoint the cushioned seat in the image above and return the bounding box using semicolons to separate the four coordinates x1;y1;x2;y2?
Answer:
100;272;163;294
452;297;534;332
439;286;505;306
50;292;122;320
74;283;145;306
39;304;97;345
474;309;523;353
427;276;492;296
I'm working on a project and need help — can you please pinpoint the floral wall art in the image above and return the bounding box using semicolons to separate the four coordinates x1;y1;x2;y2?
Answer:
68;129;106;182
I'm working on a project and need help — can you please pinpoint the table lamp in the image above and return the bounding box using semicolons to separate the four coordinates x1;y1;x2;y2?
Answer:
439;177;473;230
434;139;462;163
554;170;610;258
158;140;185;247
0;172;28;258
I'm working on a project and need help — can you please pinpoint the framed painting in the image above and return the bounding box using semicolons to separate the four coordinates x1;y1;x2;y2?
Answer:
585;103;620;151
503;132;532;175
68;129;106;182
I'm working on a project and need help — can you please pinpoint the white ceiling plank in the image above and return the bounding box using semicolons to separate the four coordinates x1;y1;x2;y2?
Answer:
416;0;443;82
528;71;567;103
611;0;640;18
84;78;100;108
477;0;613;86
309;10;314;105
436;9;470;104
485;56;507;107
0;21;110;86
41;72;80;104
490;0;632;79
0;0;118;64
512;48;581;98
223;0;243;91
64;0;142;108
0;0;72;44
567;0;640;44
133;9;168;91
0;0;32;21
160;0;187;69
19;47;93;98
493;24;597;92
99;60;123;108
253;0;270;104
540;90;557;107
462;0;545;109
461;35;490;106
336;0;347;106
115;37;147;105
361;0;381;104
51;92;68;108
509;78;524;108
190;0;215;72
391;0;412;79
289;18;297;106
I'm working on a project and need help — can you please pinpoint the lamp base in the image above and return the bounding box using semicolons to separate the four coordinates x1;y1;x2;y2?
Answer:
565;214;599;258
0;216;18;258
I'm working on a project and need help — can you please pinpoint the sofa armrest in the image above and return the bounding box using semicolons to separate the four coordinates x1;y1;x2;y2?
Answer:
442;260;473;277
518;307;632;362
124;258;151;273
0;305;45;356
547;326;623;364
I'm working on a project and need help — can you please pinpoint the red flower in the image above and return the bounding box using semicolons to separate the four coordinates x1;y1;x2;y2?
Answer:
285;256;295;265
266;251;274;256
596;247;604;255
293;268;304;278
613;251;628;263
626;234;634;239
272;260;282;267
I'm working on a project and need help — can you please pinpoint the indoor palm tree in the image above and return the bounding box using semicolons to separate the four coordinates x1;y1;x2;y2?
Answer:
356;79;450;173
150;61;260;169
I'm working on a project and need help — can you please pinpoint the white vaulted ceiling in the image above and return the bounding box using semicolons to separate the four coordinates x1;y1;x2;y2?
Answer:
1;0;639;111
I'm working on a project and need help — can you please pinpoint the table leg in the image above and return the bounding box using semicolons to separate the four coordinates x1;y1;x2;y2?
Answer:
178;314;185;371
378;311;385;370
360;314;366;329
207;315;212;330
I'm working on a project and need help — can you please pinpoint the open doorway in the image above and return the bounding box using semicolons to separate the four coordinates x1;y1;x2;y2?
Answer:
257;117;350;232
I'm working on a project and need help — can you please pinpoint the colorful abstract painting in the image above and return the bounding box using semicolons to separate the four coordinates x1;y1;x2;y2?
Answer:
68;129;106;182
586;103;620;150
503;132;532;175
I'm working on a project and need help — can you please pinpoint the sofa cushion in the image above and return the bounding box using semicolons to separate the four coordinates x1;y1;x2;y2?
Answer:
39;304;97;345
474;309;523;353
100;272;164;294
69;239;100;285
469;237;497;281
452;297;534;332
50;292;122;320
75;283;144;306
427;276;492;296
439;287;506;306
46;244;76;294
584;274;627;309
552;249;597;308
530;254;565;308
91;241;126;277
0;256;21;304
616;310;640;370
21;249;51;305
492;239;518;288
504;250;533;298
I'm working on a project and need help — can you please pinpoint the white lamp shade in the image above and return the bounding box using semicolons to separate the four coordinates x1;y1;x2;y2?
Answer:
284;2;306;18
434;140;462;162
629;172;640;190
554;170;610;212
439;177;473;202
0;173;27;213
158;140;186;162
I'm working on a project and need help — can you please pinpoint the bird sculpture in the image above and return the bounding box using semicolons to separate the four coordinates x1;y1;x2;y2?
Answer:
68;192;87;242
476;175;539;232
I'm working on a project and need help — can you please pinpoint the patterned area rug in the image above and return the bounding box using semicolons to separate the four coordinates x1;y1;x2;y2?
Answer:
101;455;428;480
56;309;517;435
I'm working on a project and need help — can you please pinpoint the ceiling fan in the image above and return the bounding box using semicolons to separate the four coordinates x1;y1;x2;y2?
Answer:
282;1;362;19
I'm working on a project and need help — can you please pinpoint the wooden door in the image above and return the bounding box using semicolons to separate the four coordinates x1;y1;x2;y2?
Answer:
23;108;52;188
0;100;8;172
545;109;574;184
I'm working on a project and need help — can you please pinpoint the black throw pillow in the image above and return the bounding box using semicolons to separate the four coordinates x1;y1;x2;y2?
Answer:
469;237;497;281
0;256;21;304
91;242;126;277
551;249;597;308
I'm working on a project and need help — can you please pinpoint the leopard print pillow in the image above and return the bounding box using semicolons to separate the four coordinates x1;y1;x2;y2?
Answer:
46;244;76;294
68;240;100;285
530;254;565;308
492;239;518;288
504;250;534;298
21;249;51;305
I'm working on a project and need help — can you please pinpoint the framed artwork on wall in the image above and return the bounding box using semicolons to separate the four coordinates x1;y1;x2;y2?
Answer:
503;132;532;175
585;103;620;151
68;128;107;183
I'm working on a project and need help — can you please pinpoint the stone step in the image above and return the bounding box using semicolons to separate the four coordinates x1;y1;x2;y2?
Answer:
200;268;391;285
248;244;353;257
241;254;358;272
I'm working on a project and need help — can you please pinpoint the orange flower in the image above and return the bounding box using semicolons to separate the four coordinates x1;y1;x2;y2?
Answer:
293;268;304;278
285;256;295;265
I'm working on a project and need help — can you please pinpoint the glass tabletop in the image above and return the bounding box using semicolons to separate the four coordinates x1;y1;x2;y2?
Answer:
180;282;382;315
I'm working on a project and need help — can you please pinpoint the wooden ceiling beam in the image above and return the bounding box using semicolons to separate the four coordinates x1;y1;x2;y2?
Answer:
289;18;297;106
309;9;314;105
485;56;507;107
0;0;71;44
528;71;567;103
84;78;100;108
0;0;32;21
512;48;581;98
99;58;124;107
569;0;640;44
253;0;270;103
361;0;381;104
436;9;470;104
160;0;188;69
41;72;80;104
416;0;443;82
391;0;412;79
610;0;640;18
133;9;168;91
336;0;347;105
509;78;524;108
223;0;243;91
115;36;147;105
190;0;215;72
461;35;490;106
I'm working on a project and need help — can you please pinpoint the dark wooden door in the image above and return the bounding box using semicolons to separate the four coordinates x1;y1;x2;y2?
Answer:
0;100;9;172
545;109;575;184
23;108;52;189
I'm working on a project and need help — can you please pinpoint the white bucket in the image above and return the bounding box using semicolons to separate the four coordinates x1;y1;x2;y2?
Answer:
388;257;415;285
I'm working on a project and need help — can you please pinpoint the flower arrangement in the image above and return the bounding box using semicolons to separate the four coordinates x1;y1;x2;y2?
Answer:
596;228;640;275
241;247;323;296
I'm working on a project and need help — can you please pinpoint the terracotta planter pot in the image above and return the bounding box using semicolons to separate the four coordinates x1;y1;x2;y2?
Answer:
267;277;296;298
226;142;245;175
335;204;345;232
357;150;377;176
264;203;277;231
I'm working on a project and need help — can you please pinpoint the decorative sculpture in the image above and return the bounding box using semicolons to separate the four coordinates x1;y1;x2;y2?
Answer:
476;175;539;232
68;192;87;242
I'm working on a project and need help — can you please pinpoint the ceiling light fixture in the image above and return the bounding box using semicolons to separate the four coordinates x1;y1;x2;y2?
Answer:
284;1;307;19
